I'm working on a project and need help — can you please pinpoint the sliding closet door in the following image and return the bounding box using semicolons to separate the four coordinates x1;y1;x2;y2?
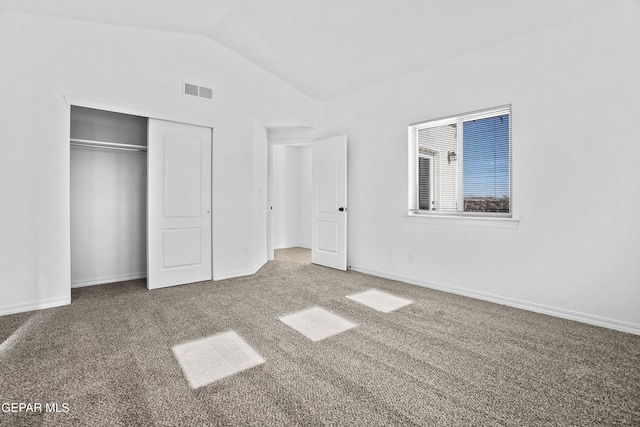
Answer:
147;119;212;289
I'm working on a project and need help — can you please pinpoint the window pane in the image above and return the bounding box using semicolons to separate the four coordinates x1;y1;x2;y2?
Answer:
463;114;510;213
418;157;431;210
417;124;457;212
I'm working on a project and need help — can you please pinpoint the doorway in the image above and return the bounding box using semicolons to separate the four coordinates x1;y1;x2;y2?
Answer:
267;131;348;270
269;142;312;262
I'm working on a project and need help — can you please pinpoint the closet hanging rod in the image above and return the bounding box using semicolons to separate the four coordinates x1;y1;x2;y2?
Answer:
70;138;147;152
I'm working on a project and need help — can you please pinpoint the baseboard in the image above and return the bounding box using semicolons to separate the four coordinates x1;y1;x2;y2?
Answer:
0;296;71;317
71;273;147;288
349;265;640;336
213;258;268;281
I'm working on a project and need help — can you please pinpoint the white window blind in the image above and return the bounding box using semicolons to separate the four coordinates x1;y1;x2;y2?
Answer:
409;105;511;216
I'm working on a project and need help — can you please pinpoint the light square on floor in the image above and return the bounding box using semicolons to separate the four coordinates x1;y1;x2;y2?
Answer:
172;330;265;389
347;289;412;313
279;306;356;342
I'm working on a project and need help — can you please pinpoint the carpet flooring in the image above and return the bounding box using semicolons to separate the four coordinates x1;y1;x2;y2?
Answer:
1;261;639;426
273;247;311;264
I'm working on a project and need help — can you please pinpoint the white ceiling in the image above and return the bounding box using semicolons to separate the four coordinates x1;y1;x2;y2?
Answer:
0;0;612;101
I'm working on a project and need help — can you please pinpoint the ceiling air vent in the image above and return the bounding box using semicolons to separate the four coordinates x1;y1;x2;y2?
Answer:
183;81;213;101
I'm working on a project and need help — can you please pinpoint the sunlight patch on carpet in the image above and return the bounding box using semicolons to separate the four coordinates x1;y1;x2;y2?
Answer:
0;315;39;358
347;289;412;313
279;306;356;342
172;331;265;389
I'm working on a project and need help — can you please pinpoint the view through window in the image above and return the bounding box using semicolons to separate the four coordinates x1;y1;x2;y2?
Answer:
409;106;511;216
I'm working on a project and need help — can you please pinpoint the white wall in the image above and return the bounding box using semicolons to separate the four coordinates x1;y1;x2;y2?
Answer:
273;145;299;248
0;11;322;314
272;144;312;249
324;1;640;333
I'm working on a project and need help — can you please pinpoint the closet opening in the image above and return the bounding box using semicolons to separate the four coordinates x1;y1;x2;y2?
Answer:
70;106;149;288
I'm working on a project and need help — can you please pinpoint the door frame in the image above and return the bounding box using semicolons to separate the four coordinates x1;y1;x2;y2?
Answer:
267;140;274;261
65;95;216;290
64;96;216;129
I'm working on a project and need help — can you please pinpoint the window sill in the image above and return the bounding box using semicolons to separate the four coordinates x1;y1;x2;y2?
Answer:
404;212;520;229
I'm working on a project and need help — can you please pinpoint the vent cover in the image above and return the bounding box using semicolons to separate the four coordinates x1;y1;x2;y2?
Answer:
183;81;213;101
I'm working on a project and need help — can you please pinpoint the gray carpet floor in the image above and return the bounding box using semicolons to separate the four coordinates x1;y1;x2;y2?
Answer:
1;261;639;426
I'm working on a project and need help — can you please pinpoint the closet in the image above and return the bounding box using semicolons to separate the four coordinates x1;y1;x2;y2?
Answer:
70;106;213;290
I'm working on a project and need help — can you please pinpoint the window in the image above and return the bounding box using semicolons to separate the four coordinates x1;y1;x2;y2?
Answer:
409;105;511;217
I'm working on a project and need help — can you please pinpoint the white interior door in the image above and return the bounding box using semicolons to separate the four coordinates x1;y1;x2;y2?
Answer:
147;119;212;289
312;135;347;270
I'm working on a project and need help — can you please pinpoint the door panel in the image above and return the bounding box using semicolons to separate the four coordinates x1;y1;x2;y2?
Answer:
317;221;339;253
312;135;347;270
162;228;202;268
317;147;338;212
163;135;203;218
148;119;212;289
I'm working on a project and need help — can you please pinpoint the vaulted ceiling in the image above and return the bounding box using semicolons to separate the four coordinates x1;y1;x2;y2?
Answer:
0;0;612;101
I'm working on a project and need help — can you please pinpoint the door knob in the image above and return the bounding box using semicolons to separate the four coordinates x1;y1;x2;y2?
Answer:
338;207;346;212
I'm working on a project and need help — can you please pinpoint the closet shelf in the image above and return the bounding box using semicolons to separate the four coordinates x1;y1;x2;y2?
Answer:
70;138;147;152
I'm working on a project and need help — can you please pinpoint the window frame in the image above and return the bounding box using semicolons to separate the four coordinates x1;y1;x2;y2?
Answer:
408;105;513;219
